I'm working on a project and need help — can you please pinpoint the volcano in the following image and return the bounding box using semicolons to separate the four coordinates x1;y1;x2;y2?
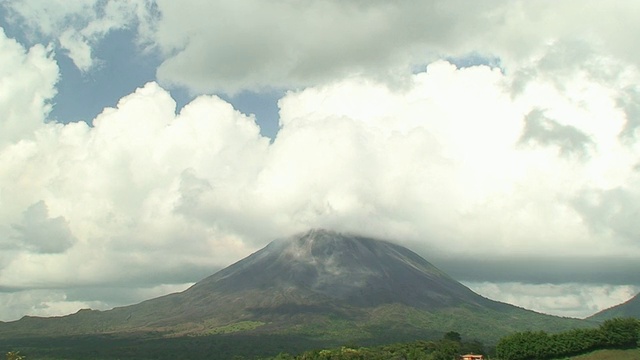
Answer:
186;228;503;311
0;229;588;346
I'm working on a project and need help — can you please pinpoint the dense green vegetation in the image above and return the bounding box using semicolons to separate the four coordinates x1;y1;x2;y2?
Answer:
0;302;591;345
495;318;640;360
1;333;335;360
253;318;640;360
4;319;639;360
1;331;487;360
262;331;487;360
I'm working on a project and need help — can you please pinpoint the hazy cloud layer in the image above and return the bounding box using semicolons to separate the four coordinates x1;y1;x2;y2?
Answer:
440;256;640;286
465;282;640;319
0;283;191;322
2;2;640;321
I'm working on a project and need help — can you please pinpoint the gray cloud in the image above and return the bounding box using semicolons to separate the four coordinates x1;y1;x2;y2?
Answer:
434;255;640;286
618;87;640;139
507;40;611;97
572;187;640;243
147;1;640;94
174;168;214;219
12;201;77;253
147;1;514;93
519;109;594;157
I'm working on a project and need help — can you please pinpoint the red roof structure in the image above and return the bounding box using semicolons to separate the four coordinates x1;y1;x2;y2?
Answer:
460;355;483;360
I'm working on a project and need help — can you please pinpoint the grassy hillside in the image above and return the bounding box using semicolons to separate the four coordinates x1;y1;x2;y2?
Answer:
0;302;594;360
562;348;640;359
302;303;593;345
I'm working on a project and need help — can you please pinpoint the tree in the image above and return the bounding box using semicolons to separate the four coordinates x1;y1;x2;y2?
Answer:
495;331;551;360
496;318;640;360
431;340;461;360
599;317;639;348
443;331;462;342
461;339;485;356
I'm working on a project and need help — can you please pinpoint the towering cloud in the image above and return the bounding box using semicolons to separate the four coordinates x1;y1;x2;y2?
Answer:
0;28;57;147
1;1;640;320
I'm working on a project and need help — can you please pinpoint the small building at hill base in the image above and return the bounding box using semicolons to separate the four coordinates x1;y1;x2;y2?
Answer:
460;355;483;360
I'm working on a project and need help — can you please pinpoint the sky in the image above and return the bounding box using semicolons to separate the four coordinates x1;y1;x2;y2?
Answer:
1;0;640;321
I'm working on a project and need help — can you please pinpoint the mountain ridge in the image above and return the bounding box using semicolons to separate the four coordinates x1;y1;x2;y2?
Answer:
588;292;640;321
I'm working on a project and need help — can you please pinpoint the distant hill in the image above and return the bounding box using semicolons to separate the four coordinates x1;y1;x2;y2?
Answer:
0;229;592;353
589;293;640;321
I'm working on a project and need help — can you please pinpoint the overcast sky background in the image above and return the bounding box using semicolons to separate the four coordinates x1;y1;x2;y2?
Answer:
1;0;640;321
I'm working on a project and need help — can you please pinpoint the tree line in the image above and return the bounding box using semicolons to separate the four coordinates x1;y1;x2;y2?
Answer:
495;317;639;360
264;331;486;360
7;318;638;359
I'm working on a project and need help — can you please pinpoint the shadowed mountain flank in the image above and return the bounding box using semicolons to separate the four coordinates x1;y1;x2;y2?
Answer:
191;229;498;310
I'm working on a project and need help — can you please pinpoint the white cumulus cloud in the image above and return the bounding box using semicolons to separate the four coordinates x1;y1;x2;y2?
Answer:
2;1;640;322
0;28;57;147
